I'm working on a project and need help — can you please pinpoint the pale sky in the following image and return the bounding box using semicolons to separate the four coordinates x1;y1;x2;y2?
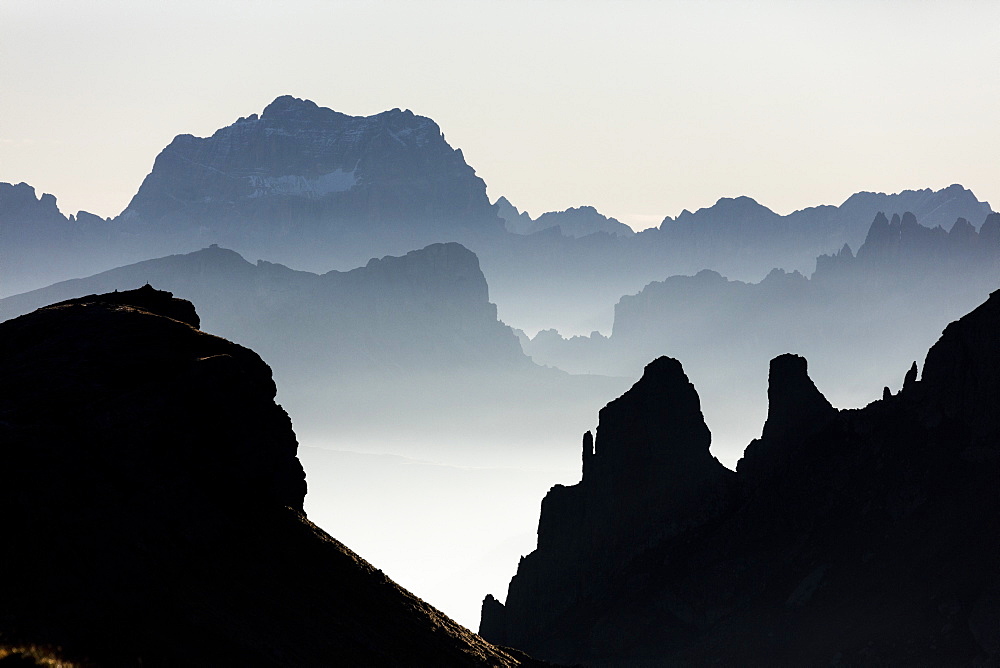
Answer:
2;0;998;230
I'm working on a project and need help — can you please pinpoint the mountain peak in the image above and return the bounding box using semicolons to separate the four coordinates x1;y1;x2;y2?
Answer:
261;94;333;119
667;195;779;229
118;96;497;258
0;182;64;221
761;353;835;442
593;356;718;477
529;204;633;238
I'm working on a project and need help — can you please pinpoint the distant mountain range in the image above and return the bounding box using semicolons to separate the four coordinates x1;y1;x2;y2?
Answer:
0;96;506;294
0;241;525;374
483;291;1000;665
656;184;992;272
1;95;993;333
0;243;629;631
5;95;1000;664
522;210;1000;459
495;198;634;238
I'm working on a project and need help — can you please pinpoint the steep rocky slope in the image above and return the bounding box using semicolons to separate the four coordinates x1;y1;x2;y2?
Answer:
0;286;546;667
116;95;504;268
483;291;1000;666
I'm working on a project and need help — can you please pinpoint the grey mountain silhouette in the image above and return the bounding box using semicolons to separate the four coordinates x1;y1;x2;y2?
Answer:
483;290;1000;664
0;242;627;459
1;96;992;333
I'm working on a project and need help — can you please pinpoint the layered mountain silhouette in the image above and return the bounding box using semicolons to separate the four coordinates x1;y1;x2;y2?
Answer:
0;286;549;666
1;95;992;333
1;95;506;295
652;184;992;278
0;242;626;460
522;210;1000;457
0;241;525;374
482;291;1000;665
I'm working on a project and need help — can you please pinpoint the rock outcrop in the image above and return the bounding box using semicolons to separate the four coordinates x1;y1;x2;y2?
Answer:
0;286;545;666
482;291;1000;666
493;196;534;235
115;95;505;270
481;357;735;660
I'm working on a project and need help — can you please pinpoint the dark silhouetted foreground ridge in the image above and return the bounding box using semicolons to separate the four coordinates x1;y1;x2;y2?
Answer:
483;292;1000;666
0;286;548;667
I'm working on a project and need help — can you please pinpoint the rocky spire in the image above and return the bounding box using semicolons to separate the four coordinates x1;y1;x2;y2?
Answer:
738;353;836;484
760;353;836;443
902;360;919;392
591;356;715;483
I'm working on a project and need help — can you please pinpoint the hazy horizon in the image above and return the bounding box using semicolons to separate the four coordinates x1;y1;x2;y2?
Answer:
3;0;998;230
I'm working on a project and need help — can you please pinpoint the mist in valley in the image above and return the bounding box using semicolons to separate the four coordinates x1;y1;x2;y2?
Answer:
2;81;998;657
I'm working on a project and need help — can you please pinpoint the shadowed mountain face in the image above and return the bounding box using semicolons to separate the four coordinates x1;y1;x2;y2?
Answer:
0;286;547;667
118;95;504;267
482;293;1000;666
481;358;735;656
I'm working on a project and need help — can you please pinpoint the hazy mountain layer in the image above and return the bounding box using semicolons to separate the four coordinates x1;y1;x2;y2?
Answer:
653;184;992;277
0;286;546;666
523;211;1000;461
483;291;1000;665
0;242;626;459
0;241;523;371
495;200;634;238
1;96;992;334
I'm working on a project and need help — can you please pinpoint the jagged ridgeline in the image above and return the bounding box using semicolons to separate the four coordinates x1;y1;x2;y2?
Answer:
522;210;1000;460
1;95;994;333
0;286;549;667
0;96;505;297
482;292;1000;666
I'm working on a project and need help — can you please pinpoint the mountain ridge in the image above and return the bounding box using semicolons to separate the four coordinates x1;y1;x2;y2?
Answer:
482;290;1000;665
1;95;994;331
